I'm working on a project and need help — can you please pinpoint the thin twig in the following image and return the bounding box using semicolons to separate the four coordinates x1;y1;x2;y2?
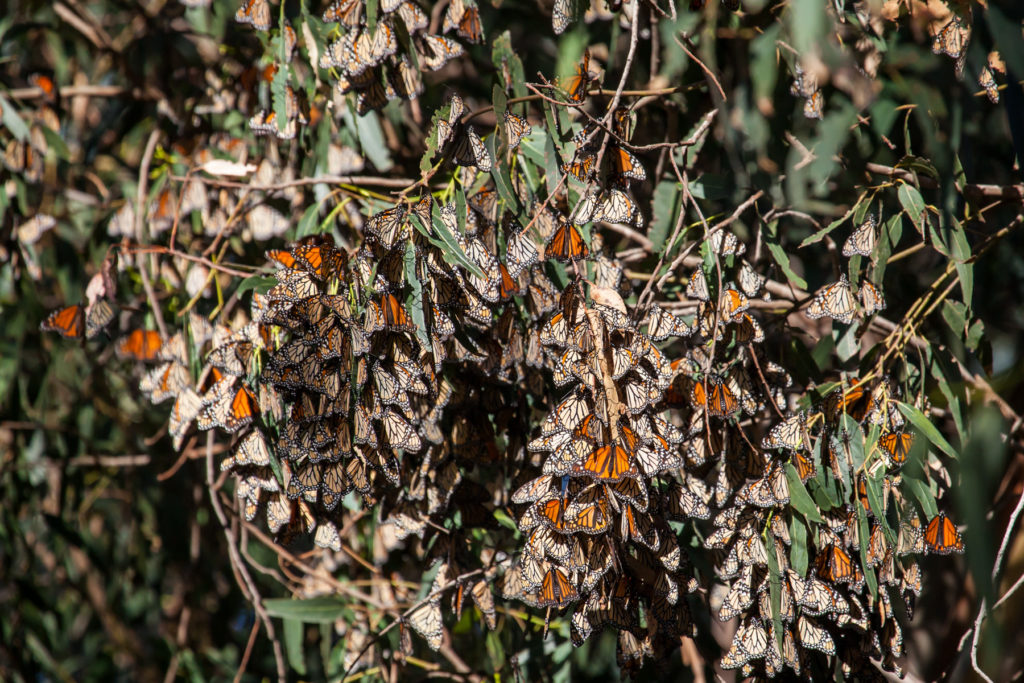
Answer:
205;433;287;683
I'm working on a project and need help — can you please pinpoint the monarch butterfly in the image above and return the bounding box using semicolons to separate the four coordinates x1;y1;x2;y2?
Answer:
609;146;646;182
388;56;424;100
743;463;790;508
620;505;659;550
117;329;163;361
718;564;756;621
140;361;190;405
16;213;56;246
720;618;768;670
859;280;886;316
790;64;823;118
843;214;876;257
815;544;855;583
496;263;521;301
691;375;737;418
452;127;492;172
807;274;857;324
396;1;428;32
736;259;764;298
357;77;390;115
979;66;999;103
791;451;816;482
824;378;871;423
594;187;638;225
719;288;749;321
551;0;576;34
419;35;466;71
879;430;913;467
369;292;416;333
407;599;443;650
456;5;483;43
562;151;596;183
577;442;637;482
367;204;409;249
199;379;256;434
932;13;970;76
435;94;465;151
503;110;531;150
607;475;649;512
380;407;422;452
235;0;270;31
685;268;710;301
504;228;540;279
322;0;363;26
538;567;577;608
545;220;589;262
923;513;964;554
562;50;593;103
644;304;693;340
796;615;835;655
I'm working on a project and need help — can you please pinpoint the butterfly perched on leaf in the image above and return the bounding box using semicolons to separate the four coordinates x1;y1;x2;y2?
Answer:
879;429;913;467
843;213;876;257
561;50;597;103
923;513;964;554
503;110;531;150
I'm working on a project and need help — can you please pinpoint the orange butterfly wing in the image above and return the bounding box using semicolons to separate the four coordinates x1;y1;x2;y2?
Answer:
41;305;85;338
118;329;163;360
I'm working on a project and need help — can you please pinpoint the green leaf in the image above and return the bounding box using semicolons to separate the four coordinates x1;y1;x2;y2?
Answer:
902;473;938;519
897;183;925;236
491;31;527;99
895;155;939;181
841;413;865;474
403;241;431;351
949;217;973;307
941;299;967;338
766;240;808;289
896;401;957;460
688;174;733;201
485;630;506;670
800;193;864;247
764;532;784;653
234;275;278;298
785;462;825;523
649;181;680;253
38;126;70;161
865;468;896;546
493;507;518;532
489;134;520;214
853;502;877;598
835;322;859;362
350;109;393;172
271;63;291;138
264;597;349;623
283;618;308;675
789;515;808;574
0;93;30;141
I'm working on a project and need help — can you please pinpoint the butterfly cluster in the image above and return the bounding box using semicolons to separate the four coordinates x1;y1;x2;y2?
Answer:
705;366;965;680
